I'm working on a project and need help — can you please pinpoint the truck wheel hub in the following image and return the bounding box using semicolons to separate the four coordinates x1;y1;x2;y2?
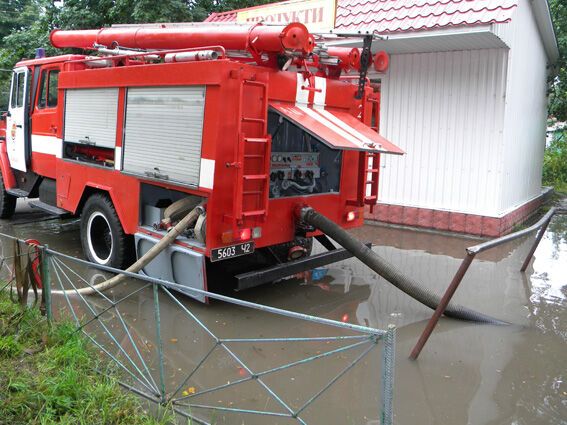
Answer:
87;211;113;264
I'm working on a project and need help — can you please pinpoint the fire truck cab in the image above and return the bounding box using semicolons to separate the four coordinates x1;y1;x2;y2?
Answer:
0;23;402;300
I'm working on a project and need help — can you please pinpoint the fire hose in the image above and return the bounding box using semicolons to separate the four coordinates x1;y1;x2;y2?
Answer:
298;206;507;325
9;201;510;324
47;203;202;296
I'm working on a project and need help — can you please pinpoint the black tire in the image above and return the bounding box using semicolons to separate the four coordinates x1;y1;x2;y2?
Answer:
0;173;16;219
80;193;134;269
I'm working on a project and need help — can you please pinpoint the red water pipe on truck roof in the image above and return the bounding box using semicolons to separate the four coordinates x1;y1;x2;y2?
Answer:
50;22;315;66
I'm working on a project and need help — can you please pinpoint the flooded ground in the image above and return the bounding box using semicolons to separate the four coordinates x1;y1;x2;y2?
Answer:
1;200;565;425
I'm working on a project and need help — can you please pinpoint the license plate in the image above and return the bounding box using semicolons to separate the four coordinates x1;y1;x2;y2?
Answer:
211;242;255;262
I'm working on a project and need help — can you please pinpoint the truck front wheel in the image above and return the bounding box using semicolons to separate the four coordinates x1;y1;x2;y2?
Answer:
0;173;16;219
80;193;133;269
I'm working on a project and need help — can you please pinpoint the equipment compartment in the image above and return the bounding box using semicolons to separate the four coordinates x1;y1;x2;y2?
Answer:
64;88;118;148
268;110;341;198
122;86;206;187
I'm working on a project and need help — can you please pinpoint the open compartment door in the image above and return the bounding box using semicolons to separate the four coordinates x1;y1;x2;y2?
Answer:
269;101;404;155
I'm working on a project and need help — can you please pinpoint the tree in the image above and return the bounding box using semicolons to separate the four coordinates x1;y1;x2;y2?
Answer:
113;0;193;23
54;0;194;29
0;0;49;109
0;0;38;40
0;0;199;109
549;0;567;122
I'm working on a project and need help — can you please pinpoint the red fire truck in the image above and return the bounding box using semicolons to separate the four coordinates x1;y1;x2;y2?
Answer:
0;22;402;300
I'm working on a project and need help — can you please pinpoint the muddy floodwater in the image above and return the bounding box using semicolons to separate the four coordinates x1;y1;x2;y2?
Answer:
1;201;566;425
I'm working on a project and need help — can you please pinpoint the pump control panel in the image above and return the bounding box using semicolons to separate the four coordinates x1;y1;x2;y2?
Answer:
268;111;342;199
270;152;321;180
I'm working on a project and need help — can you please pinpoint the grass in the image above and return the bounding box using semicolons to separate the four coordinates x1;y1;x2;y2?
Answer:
549;182;567;194
0;291;177;425
543;129;567;194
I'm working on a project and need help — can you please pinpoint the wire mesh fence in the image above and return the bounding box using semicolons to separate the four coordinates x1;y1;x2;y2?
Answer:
0;233;395;425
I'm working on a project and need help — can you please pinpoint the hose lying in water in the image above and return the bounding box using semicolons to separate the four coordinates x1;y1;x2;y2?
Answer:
50;204;202;296
299;207;507;325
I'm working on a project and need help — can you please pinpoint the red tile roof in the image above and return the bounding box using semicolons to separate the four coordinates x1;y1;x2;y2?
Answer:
206;0;518;33
336;0;518;33
205;10;237;22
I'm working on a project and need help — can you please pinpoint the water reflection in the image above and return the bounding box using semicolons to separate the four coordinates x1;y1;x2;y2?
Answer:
0;202;565;424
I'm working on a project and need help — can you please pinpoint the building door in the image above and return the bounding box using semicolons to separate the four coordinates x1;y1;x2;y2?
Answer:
7;67;29;172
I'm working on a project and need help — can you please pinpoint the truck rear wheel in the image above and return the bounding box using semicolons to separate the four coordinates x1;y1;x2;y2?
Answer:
80;193;133;269
0;173;16;219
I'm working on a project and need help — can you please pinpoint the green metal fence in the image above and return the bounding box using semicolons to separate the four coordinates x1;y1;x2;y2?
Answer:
0;233;395;425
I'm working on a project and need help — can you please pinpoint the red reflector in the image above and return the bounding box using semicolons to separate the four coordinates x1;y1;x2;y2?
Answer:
222;228;251;243
346;211;356;222
238;228;251;241
221;227;252;243
341;313;349;323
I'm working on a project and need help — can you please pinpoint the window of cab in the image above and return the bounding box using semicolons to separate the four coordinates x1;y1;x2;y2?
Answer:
37;69;59;109
10;70;26;109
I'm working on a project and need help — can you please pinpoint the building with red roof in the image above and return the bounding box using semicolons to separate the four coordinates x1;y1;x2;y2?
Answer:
207;0;559;236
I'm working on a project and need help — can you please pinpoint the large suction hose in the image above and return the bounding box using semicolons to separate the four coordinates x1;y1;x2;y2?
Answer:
299;207;506;325
51;204;202;296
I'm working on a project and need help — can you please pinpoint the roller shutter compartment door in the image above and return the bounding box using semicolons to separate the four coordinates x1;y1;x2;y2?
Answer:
64;88;119;149
122;86;206;186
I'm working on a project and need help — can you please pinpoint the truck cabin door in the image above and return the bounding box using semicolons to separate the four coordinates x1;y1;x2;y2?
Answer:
6;67;29;172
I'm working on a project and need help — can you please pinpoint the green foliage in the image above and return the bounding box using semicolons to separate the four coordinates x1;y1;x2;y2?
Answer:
54;0;194;29
0;334;23;357
0;292;175;425
0;0;40;41
542;129;567;193
549;0;567;121
0;0;203;110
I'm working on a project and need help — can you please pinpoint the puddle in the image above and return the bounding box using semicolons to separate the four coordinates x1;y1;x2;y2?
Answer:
1;200;565;425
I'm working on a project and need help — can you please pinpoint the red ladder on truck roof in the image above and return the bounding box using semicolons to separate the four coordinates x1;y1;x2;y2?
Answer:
231;79;271;226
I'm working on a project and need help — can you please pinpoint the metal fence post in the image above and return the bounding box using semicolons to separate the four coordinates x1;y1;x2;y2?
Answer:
520;216;553;272
153;283;167;403
41;245;52;323
409;252;476;360
380;325;395;425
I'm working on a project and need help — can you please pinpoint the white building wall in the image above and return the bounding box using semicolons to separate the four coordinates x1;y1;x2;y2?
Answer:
379;48;509;216
496;0;548;213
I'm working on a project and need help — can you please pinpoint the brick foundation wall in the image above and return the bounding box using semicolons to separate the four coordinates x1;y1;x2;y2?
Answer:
365;189;553;237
